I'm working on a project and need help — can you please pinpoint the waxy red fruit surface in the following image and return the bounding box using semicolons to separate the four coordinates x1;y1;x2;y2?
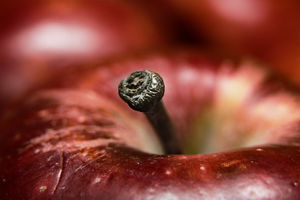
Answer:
1;51;300;199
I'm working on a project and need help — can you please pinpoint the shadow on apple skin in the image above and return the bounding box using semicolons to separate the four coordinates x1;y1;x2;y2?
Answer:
1;51;300;199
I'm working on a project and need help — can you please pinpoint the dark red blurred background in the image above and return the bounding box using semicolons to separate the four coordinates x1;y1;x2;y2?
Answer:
1;0;300;109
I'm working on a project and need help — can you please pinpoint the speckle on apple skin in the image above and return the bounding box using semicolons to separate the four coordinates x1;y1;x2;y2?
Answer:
39;186;47;193
200;165;206;171
1;51;300;199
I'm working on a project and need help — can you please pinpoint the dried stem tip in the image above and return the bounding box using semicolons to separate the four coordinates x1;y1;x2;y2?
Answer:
119;70;181;154
119;70;164;112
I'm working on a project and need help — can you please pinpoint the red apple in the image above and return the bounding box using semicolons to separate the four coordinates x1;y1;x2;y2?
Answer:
166;0;300;87
1;51;300;199
0;0;171;110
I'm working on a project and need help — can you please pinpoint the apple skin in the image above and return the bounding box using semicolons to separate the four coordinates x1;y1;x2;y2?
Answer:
165;0;300;87
1;51;300;199
0;0;170;110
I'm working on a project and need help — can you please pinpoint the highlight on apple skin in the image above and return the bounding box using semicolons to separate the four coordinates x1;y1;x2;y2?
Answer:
1;51;300;199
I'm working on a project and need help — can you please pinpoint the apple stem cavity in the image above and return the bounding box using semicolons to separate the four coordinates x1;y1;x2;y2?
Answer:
118;70;181;154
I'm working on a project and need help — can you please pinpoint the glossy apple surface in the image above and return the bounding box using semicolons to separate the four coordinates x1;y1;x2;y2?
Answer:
166;0;300;86
1;51;300;199
0;0;170;109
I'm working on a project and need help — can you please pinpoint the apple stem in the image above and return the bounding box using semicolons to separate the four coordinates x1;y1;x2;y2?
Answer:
144;101;181;154
118;70;181;154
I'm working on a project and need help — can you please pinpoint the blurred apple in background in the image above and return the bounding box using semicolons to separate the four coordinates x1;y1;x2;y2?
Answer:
0;0;174;109
166;0;300;87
